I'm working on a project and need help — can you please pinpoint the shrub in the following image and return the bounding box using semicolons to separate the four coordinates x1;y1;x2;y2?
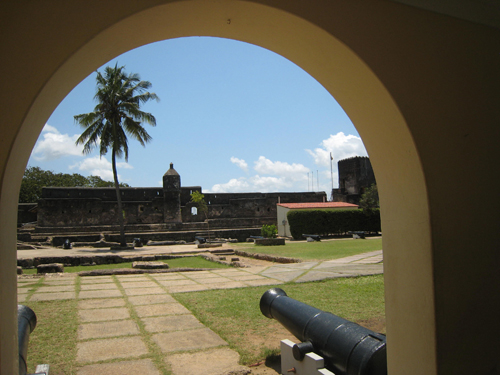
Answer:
287;209;381;240
261;224;278;238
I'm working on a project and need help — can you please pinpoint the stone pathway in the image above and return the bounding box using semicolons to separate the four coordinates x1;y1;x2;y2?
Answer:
17;250;383;374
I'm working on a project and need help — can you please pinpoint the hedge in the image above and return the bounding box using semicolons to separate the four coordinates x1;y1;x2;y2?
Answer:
287;209;381;240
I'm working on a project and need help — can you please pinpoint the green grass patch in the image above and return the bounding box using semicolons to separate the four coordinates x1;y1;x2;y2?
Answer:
22;256;230;274
174;275;385;365
24;298;78;375
233;238;382;260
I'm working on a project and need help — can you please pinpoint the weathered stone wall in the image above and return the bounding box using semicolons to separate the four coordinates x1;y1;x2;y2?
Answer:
37;197;166;227
17;203;37;225
36;176;327;229
182;192;326;223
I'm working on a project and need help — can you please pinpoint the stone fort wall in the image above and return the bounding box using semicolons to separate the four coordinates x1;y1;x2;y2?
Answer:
37;165;326;228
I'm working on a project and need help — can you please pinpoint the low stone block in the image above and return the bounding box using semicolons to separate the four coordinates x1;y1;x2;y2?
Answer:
254;238;285;246
37;263;64;274
132;261;169;269
18;258;34;268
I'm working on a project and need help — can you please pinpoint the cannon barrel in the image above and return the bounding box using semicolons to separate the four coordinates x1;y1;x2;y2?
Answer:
260;288;386;375
18;305;37;375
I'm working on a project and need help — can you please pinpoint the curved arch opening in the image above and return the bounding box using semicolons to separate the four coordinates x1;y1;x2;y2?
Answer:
2;1;435;373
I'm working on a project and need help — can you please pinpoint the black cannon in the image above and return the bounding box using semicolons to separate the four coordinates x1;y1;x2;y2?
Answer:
194;236;206;244
18;305;37;375
260;288;387;375
302;234;321;241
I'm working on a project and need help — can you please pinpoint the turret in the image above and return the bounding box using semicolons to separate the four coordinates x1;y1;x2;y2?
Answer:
163;163;181;223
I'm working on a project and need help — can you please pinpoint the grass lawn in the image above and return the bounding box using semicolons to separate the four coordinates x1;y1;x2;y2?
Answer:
174;275;385;365
22;255;230;275
24;278;79;375
233;237;382;260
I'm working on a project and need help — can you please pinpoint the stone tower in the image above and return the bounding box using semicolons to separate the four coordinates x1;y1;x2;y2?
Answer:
162;163;181;223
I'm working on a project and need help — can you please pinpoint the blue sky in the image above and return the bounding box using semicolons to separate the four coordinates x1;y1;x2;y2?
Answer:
29;37;367;195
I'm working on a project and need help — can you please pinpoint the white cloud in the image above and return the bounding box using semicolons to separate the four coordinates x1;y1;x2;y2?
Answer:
253;156;309;181
206;133;367;194
206;157;309;193
209;178;250;193
70;156;132;181
31;124;83;161
230;157;248;172
306;132;367;167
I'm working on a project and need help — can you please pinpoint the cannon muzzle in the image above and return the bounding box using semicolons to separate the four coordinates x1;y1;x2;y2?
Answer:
18;305;37;375
260;287;387;375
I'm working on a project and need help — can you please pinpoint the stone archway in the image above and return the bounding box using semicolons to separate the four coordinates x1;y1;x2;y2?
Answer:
2;2;499;374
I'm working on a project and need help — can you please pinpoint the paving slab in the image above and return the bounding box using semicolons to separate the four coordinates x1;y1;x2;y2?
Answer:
119;281;159;289
227;274;268;281
166;347;246;375
127;294;176;306
134;303;190;317
150;274;188;281
269;262;319;270
79;298;125;310
43;279;76;285
18;294;28;302
322;250;382;264
77;336;148;363
353;255;383;264
17;287;32;294
262;266;303;274
185;272;221;279
211;269;248;276
78;319;140;340
79;307;130;322
80;283;120;291
123;287;166;296
193;277;231;284
77;359;161;375
167;284;210;293
295;271;344;283
80;276;114;284
79;289;123;299
241;266;269;274
30;292;76;301
260;270;305;282
37;285;75;293
156;279;198;287
152;327;227;353
206;281;247;290
142;314;204;333
115;275;151;282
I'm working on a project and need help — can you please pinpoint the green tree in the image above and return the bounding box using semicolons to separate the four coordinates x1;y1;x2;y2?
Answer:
261;224;277;238
86;175;130;188
74;64;159;246
359;184;379;213
18;166;131;203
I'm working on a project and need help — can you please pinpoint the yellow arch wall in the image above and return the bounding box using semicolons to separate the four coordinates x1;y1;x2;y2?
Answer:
1;1;498;374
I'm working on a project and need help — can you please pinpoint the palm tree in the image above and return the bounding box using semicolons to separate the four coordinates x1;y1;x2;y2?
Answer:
74;64;159;246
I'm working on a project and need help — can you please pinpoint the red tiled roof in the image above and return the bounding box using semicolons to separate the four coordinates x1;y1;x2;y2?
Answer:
277;202;359;209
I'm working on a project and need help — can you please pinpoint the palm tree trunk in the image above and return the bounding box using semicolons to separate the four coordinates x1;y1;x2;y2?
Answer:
112;151;126;246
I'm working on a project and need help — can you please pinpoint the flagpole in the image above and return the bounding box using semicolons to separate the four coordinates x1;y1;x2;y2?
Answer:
330;152;334;200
